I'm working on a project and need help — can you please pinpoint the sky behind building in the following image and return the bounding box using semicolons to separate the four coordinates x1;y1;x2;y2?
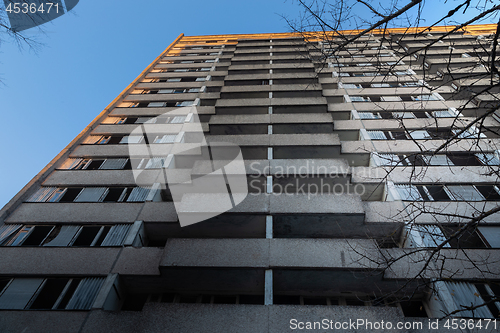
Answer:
0;0;493;208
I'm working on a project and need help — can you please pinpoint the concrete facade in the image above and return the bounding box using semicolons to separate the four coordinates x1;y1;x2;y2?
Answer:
0;26;499;332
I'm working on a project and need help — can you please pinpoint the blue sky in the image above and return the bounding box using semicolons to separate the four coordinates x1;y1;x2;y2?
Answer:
0;0;495;209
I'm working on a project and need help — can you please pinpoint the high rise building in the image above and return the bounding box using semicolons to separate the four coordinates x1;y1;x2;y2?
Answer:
0;25;499;332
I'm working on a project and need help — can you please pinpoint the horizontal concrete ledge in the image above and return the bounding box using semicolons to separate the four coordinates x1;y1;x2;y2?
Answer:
6;202;146;223
341;138;500;154
0;247;120;275
334;117;498;131
76;303;427;333
209;113;333;125
112;247;163;275
352;165;499;184
383;248;500;280
206;133;340;146
161;238;379;269
216;97;327;107
110;106;216;116
221;84;322;93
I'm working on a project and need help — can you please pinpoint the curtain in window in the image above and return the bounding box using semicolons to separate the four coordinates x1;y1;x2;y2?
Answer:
74;188;108;202
65;277;105;310
395;184;423;201
127;187;151;202
99;159;127;170
0;224;21;245
367;131;387;140
101;225;132;246
444;281;493;318
43;226;80;247
0;278;44;309
27;187;57;202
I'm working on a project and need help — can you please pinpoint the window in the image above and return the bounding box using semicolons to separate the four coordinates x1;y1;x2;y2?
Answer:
371;83;391;88
349;96;371;102
0;277;105;310
421;155;453;166
395;184;423;201
366;130;388;140
478;226;500;248
409;130;431;140
82;136;110;144
74;187;108;202
443;281;500;318
27;186;163;203
408;225;449;248
432;110;456;118
381;96;402;102
392;112;415;118
119;136;143;144
452;128;486;139
153;134;177;143
412;94;439;101
59;158;128;170
148;102;165;107
401;82;422;87
358;112;381;119
446;185;484;201
333;71;350;77
475;153;500;166
376;153;399;166
176;101;194;106
394;184;496;202
340;83;362;89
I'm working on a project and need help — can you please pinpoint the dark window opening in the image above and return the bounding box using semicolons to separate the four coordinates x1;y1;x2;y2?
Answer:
108;136;124;145
213;295;237;304
124;117;138;124
377;237;399;248
475;284;500;318
104;188;127;202
161;293;176;303
59;188;83;202
416;186;431;201
404;154;426;166
93;226;111;246
85;160;105;170
72;226;102;247
448;153;482;166
345;298;366;306
178;295;198;303
441;226;487;248
121;294;148;311
476;186;500;200
391;131;408;140
239;295;264;305
303;297;328;305
426;185;451;201
0;278;10;294
123;159;132;170
30;278;69;309
21;226;53;246
400;300;428;317
274;295;301;305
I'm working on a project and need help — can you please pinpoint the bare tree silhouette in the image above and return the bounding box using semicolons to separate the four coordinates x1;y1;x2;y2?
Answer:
285;0;500;319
